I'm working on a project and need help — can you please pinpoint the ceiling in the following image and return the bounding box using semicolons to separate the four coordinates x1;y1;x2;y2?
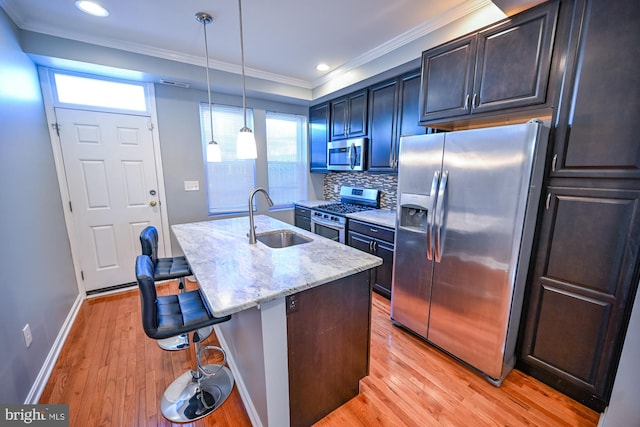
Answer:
0;0;536;102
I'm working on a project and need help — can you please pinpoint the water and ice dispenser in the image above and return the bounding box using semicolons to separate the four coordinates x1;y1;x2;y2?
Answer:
398;193;430;233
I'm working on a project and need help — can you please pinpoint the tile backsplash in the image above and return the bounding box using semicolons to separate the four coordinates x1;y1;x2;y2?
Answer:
323;172;398;209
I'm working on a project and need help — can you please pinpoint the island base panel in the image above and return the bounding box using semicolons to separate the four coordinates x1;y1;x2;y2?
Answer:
286;270;373;427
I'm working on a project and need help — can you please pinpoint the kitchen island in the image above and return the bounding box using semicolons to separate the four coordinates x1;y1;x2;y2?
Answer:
172;215;382;427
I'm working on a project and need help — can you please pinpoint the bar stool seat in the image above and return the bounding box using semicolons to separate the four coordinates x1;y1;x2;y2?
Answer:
139;226;212;350
136;255;234;422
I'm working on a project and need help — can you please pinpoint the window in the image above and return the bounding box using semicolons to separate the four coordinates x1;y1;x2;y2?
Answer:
266;112;308;207
200;103;256;215
51;71;149;113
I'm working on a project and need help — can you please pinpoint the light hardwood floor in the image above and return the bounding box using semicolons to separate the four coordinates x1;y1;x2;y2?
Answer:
40;282;599;426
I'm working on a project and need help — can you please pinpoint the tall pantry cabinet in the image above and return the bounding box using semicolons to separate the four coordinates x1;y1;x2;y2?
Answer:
518;0;640;412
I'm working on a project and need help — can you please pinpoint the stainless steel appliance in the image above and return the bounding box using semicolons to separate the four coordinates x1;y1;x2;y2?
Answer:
311;186;379;243
327;138;367;171
391;121;549;385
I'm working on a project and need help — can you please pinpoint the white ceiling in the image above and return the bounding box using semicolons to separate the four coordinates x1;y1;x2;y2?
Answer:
0;0;532;101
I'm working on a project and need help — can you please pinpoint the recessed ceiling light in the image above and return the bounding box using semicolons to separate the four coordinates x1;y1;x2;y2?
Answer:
316;63;330;72
75;1;109;17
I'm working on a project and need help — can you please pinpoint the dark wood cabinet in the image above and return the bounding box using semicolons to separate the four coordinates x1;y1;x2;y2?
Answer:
294;205;311;232
309;103;329;173
397;71;426;143
330;89;368;140
549;0;640;180
419;0;558;124
287;271;372;427
368;79;398;171
347;219;395;298
518;0;640;412
368;70;425;172
519;186;640;411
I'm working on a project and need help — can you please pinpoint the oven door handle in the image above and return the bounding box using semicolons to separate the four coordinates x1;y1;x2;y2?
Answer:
311;216;346;229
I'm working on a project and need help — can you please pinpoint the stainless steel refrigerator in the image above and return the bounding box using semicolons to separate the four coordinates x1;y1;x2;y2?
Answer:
390;121;549;384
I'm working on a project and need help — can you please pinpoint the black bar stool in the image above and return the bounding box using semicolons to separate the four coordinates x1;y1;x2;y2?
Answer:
136;255;234;422
139;226;212;350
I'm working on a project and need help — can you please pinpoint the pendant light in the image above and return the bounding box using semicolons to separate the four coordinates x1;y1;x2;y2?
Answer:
196;12;222;163
236;0;257;159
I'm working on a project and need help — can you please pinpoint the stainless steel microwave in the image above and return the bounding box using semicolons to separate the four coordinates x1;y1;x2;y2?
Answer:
327;138;367;171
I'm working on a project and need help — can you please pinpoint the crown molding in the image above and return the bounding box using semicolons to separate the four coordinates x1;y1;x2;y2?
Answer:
11;17;312;90
312;0;495;88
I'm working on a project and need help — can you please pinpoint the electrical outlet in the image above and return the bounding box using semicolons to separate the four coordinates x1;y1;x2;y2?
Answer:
286;295;299;314
22;324;32;348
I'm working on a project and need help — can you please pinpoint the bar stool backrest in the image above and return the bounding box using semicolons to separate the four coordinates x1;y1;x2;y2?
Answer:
140;226;159;265
135;254;159;338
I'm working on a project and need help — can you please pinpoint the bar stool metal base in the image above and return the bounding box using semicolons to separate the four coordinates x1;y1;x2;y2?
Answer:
157;325;214;351
160;365;234;423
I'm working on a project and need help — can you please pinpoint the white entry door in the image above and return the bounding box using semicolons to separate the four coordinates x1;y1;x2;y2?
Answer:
56;108;164;292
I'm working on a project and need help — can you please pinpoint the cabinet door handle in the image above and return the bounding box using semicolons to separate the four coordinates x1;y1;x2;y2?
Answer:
471;93;478;110
552;154;558;172
464;94;470;111
545;193;551;210
369;228;378;233
369;241;374;252
373;241;378;252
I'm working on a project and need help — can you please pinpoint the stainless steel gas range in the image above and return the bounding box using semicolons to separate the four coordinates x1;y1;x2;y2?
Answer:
310;186;380;244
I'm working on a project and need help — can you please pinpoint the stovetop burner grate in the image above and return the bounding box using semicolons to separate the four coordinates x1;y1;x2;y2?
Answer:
315;202;375;215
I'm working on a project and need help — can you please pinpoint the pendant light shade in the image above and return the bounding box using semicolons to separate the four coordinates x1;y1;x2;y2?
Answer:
196;12;222;163
236;0;257;159
206;141;222;162
237;127;257;159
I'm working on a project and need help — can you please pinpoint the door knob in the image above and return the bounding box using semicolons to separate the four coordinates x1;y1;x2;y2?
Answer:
149;200;158;207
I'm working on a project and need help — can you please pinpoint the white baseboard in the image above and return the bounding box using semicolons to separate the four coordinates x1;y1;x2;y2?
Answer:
214;324;263;427
24;294;84;404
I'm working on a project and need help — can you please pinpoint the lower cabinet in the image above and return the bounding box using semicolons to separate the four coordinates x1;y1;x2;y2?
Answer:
518;186;640;411
347;219;395;298
294;205;311;232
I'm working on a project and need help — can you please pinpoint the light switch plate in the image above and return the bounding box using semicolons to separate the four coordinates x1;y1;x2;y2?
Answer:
184;180;199;191
22;324;32;348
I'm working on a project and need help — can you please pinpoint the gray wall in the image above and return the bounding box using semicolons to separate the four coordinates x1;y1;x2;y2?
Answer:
154;84;310;253
0;8;78;403
601;285;640;426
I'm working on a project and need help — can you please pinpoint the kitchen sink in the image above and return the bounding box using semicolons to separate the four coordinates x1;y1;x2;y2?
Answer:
256;229;312;249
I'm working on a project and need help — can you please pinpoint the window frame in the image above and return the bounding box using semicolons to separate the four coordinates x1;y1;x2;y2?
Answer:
200;102;257;216
265;110;309;209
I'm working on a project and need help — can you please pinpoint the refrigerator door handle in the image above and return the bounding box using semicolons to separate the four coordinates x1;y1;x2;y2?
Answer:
426;170;440;261
434;170;449;263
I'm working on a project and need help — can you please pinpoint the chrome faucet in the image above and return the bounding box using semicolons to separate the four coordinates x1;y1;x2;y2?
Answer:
248;187;274;244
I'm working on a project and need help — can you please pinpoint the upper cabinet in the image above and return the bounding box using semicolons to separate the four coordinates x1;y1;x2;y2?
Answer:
330;89;368;140
419;0;559;125
368;70;424;172
549;0;640;180
309;103;329;173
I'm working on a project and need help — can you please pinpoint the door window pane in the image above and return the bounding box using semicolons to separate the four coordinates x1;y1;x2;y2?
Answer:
53;72;148;112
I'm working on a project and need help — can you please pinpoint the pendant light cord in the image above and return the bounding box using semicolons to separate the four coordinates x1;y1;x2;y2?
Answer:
202;16;216;144
238;0;248;129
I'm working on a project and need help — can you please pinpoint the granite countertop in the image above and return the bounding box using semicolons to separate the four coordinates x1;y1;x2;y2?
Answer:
347;209;397;229
172;215;382;317
294;200;328;208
